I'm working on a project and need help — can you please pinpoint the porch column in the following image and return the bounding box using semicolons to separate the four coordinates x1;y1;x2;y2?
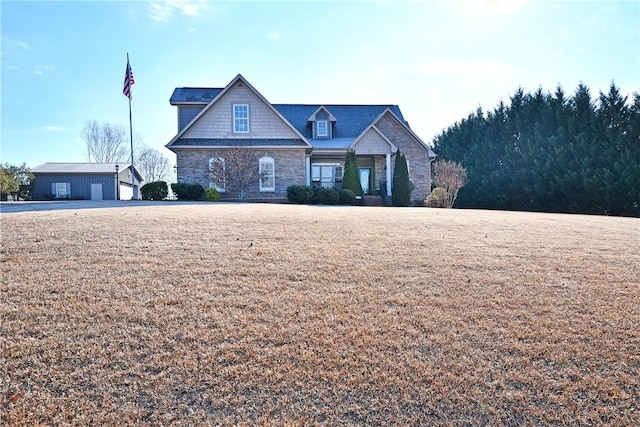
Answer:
305;156;311;186
386;153;392;196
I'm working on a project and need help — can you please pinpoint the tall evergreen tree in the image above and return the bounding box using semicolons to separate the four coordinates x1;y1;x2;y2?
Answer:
392;151;411;206
431;82;639;216
342;150;363;197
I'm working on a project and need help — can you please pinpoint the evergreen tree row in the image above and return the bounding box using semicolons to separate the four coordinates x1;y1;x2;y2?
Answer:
432;82;640;216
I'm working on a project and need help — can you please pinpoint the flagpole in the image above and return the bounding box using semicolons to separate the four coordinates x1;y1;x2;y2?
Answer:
127;53;135;199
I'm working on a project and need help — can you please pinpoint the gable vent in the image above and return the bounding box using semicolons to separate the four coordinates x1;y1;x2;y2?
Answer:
235;81;245;88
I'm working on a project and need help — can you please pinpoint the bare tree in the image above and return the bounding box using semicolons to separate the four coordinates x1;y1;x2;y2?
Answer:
82;121;129;163
207;148;264;201
136;146;171;183
433;160;468;208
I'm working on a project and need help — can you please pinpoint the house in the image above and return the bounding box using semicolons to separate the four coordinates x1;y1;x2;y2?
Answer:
31;163;144;201
166;74;436;205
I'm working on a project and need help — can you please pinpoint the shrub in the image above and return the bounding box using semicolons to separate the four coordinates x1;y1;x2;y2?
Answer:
141;181;169;200
313;188;340;205
342;150;364;197
426;187;447;208
171;182;204;201
433;160;468;208
204;187;220;202
338;188;356;205
287;185;313;204
392;151;411;207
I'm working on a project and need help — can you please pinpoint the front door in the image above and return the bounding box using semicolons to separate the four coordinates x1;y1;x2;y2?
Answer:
91;183;103;200
359;168;371;194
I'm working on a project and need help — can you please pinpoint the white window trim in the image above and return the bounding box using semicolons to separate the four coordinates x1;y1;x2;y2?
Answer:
311;163;343;187
209;157;226;192
233;104;249;133
259;156;275;192
311;165;321;182
52;182;70;199
317;119;328;137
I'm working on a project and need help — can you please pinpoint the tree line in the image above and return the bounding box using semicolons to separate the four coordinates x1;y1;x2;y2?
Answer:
431;82;640;216
83;121;172;183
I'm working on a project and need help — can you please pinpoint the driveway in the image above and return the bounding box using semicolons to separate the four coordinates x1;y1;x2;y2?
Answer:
0;200;209;213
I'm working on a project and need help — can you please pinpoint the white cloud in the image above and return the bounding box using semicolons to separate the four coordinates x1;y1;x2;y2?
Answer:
268;31;282;41
33;65;55;75
3;37;31;50
1;37;31;58
149;0;206;22
16;40;30;50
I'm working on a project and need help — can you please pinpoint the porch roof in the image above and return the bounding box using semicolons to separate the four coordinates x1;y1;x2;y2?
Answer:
309;138;354;149
171;138;308;147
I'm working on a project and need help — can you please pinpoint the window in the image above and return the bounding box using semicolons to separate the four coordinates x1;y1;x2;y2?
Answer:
209;157;225;192
52;182;70;199
233;104;249;133
311;163;342;188
311;166;320;181
317;120;328;137
335;165;343;179
259;156;275;192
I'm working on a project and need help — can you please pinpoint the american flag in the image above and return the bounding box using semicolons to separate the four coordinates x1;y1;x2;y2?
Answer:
122;59;135;99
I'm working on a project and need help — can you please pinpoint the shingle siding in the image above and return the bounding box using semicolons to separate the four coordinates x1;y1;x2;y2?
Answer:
182;85;299;140
352;128;393;155
178;106;205;131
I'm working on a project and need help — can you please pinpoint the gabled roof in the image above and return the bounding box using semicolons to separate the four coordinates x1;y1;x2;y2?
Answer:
32;163;144;181
349;124;398;152
273;104;405;141
167;87;406;142
170;88;224;104
372;108;437;158
166;74;312;149
307;106;337;122
166;76;435;157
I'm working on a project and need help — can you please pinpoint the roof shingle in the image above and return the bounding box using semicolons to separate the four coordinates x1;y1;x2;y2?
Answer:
169;88;411;149
172;139;308;147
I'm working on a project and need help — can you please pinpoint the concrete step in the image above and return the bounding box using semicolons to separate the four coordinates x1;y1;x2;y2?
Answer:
363;195;385;206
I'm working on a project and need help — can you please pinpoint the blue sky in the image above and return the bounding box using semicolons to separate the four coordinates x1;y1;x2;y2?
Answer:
1;0;638;168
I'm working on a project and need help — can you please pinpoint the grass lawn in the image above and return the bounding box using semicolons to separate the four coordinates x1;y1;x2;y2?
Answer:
1;204;638;425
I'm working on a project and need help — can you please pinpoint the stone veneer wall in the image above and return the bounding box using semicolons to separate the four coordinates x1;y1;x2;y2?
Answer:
374;113;432;204
374;156;388;192
175;148;307;201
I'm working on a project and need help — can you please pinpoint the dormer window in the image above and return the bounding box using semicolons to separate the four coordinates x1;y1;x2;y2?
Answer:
308;106;336;139
317;120;328;137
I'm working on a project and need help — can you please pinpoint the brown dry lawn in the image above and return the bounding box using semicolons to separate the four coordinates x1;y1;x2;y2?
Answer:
1;204;639;425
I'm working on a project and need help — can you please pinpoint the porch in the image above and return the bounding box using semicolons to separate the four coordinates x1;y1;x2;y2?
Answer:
307;154;393;197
